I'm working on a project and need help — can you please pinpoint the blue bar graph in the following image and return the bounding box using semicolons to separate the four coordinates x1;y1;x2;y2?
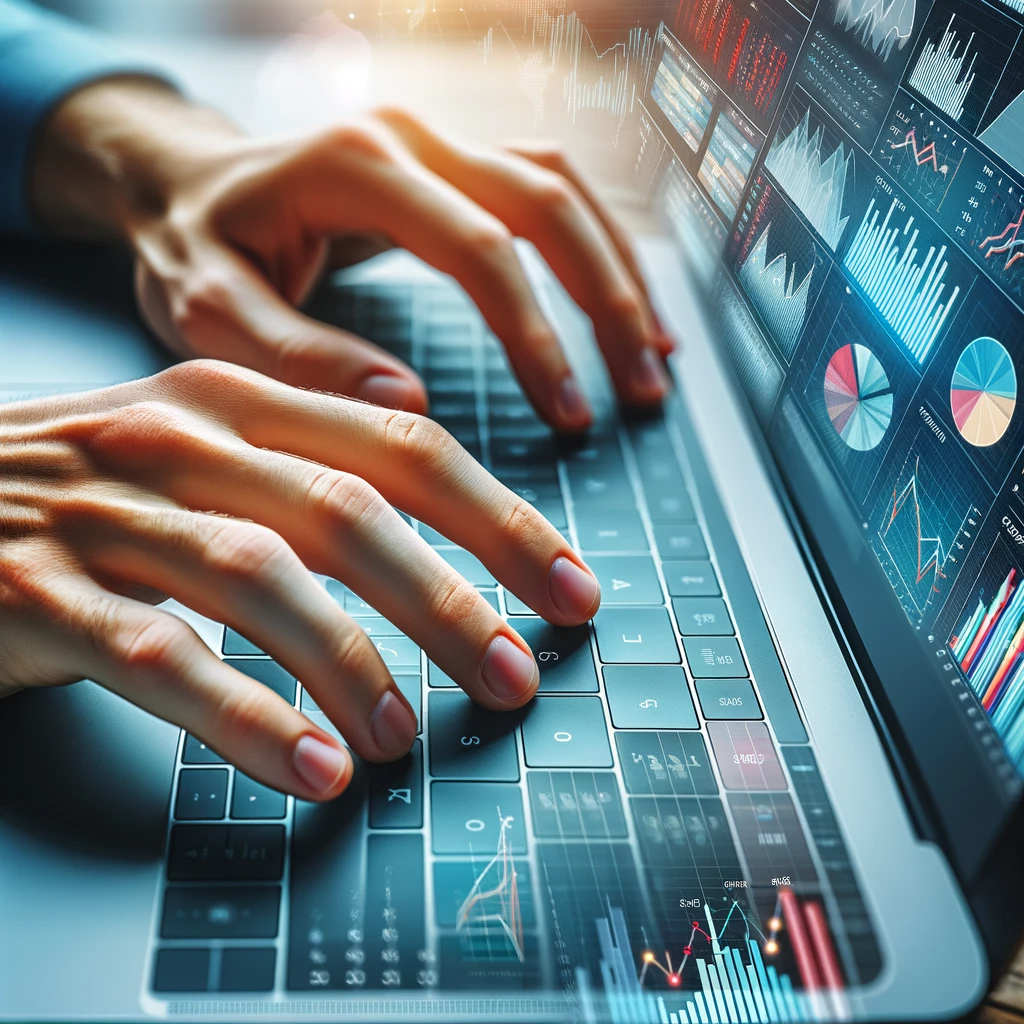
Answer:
843;196;961;365
585;904;844;1024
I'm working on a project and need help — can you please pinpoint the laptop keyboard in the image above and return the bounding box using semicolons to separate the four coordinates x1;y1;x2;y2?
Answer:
149;271;883;1012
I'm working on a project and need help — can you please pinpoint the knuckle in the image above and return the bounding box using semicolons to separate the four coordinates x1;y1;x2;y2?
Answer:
317;471;387;531
315;121;392;162
332;623;377;679
155;360;257;407
382;410;458;473
215;686;277;745
431;574;481;633
88;400;198;457
169;272;238;337
532;172;576;215
499;494;540;546
111;614;190;676
465;222;515;262
203;520;294;586
607;286;645;325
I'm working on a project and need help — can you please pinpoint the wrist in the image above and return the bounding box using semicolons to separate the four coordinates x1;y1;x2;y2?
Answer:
30;76;242;241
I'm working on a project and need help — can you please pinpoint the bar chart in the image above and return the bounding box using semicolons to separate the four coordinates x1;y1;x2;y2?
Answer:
842;194;962;365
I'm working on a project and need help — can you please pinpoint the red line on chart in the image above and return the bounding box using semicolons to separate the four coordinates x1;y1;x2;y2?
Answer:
890;129;948;175
982;207;1024;271
883;457;947;594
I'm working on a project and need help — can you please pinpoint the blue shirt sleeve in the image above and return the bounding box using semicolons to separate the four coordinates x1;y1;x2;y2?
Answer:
0;0;173;234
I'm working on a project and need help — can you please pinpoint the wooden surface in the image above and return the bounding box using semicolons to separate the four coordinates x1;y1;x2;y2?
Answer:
985;945;1024;1020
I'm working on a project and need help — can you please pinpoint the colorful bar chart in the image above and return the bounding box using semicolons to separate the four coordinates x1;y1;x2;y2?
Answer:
842;196;961;365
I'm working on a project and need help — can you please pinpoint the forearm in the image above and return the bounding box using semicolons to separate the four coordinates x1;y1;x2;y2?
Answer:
30;76;242;240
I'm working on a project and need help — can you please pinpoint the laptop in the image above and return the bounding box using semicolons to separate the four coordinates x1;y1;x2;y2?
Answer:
3;1;1024;1020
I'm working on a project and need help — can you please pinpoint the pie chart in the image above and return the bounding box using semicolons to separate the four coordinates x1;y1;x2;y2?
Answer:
950;337;1016;447
824;343;893;451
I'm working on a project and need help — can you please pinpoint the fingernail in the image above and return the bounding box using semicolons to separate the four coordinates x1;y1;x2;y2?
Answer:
358;374;425;411
630;346;670;400
293;734;348;793
369;690;417;758
555;374;591;427
548;555;601;619
481;634;538;703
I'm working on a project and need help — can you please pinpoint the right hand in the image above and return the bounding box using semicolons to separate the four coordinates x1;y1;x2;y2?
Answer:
0;360;601;800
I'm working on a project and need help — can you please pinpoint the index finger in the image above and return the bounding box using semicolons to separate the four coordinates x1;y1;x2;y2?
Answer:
159;363;602;627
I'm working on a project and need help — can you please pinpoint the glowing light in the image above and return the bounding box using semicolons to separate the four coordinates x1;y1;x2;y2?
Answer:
668;974;682;987
768;917;782;931
642;951;656;963
765;940;779;955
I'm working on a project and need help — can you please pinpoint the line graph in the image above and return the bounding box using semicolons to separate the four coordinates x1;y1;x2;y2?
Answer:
834;0;916;59
765;106;854;250
873;429;983;624
907;14;977;124
588;891;849;1023
982;207;1024;272
890;129;947;175
455;810;525;962
843;194;961;365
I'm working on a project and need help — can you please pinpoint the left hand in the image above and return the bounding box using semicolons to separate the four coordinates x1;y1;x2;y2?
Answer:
31;79;674;430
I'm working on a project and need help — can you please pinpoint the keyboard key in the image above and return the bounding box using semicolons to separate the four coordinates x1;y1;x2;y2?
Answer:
161;886;281;939
220;948;276;992
430;782;526;854
534;499;568;529
682;637;746;678
509;618;598;692
345;591;377;616
645;486;695;523
225;659;296;703
615;732;717;795
369;739;423;828
168;824;284;882
594;608;680;663
575;512;648;553
653;524;706;559
672;597;734;636
420;523;454;546
427;660;457;688
527;771;626;838
355;615;405;637
440;547;497;586
427;691;520;780
567;475;636;512
662;560;720;597
602;666;698;729
729;792;817;889
695;679;762;720
153;948;210;992
521;697;612;767
371;635;420;670
707;721;787;790
223;629;263;656
324;578;346;607
631;796;738;876
586;555;664;605
503;591;533;615
479;590;500;612
434;859;535;927
175;768;228;820
232;774;287;819
183;734;224;764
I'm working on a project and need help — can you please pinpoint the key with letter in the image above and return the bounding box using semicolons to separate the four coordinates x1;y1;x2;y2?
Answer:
594;608;680;663
428;691;520;780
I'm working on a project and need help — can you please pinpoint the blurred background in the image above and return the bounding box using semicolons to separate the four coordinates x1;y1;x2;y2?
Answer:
29;0;677;229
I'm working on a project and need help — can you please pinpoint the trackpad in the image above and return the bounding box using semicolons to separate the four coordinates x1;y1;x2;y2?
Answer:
0;680;177;858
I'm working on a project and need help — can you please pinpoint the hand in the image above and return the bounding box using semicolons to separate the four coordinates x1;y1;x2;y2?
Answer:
0;360;601;799
31;79;674;429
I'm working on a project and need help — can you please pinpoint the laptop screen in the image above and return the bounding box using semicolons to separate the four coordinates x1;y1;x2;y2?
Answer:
641;0;1024;877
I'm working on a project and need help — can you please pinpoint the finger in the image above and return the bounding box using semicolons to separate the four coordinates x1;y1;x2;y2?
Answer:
85;402;544;707
68;492;418;760
120;365;602;631
134;237;428;412
376;110;671;404
30;569;354;800
283;123;593;431
503;139;676;355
